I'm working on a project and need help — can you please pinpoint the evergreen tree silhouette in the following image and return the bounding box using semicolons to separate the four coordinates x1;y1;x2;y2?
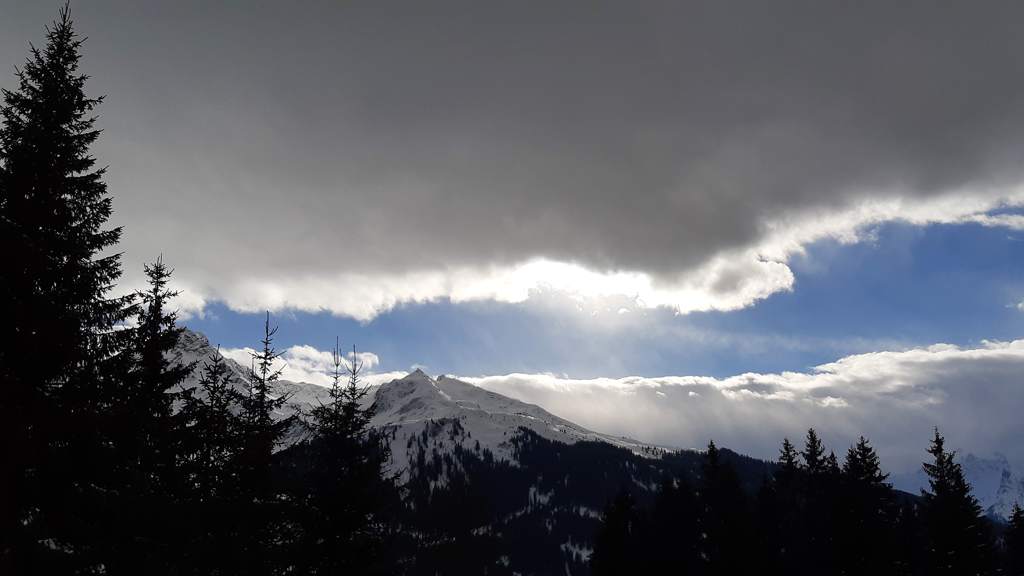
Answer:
0;4;132;571
838;436;899;575
591;488;637;576
104;257;194;572
802;428;827;477
921;428;992;575
180;349;245;502
291;340;397;574
177;348;246;574
771;437;807;574
801;429;839;574
699;440;753;576
779;437;800;475
236;312;294;575
177;348;247;574
1006;503;1024;576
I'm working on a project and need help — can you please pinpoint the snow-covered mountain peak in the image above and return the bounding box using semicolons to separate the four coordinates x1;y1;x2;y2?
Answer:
171;330;667;476
369;370;666;474
371;370;454;423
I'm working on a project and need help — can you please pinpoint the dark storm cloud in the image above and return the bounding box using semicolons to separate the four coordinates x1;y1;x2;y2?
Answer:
3;1;1024;315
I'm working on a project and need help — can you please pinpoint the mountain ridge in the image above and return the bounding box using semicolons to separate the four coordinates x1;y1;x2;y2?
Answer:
173;329;666;475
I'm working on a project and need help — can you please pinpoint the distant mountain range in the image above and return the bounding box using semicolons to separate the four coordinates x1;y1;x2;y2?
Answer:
172;329;665;466
172;329;775;573
175;328;1021;527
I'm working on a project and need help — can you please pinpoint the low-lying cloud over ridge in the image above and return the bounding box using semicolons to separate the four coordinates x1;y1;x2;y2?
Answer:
219;345;404;389
227;335;1024;474
462;339;1024;473
6;2;1024;318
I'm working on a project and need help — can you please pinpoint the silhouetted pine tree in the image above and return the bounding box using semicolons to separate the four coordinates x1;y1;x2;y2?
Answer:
838;436;899;575
921;428;992;576
104;257;194;573
1005;503;1024;576
236;313;294;575
177;349;246;575
825;451;840;476
0;5;133;571
802;429;840;573
591;488;637;576
180;350;244;503
291;340;396;574
802;428;827;477
699;441;754;576
779;438;800;477
771;437;807;574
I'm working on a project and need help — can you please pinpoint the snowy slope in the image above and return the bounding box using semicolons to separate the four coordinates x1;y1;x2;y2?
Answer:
370;369;664;475
173;329;664;474
173;330;331;412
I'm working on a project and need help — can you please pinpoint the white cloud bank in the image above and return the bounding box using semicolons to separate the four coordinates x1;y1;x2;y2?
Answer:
219;345;402;389
216;336;1024;474
157;189;1024;321
461;338;1024;473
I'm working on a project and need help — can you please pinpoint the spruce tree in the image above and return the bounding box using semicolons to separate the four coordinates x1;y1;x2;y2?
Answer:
1006;503;1024;576
295;341;395;574
180;349;244;502
839;436;898;575
106;257;193;573
699;440;753;576
310;341;374;439
921;428;992;575
0;5;132;570
843;436;887;486
801;429;839;573
773;437;807;574
177;349;245;575
802;428;827;477
236;312;294;575
780;438;800;470
239;312;293;483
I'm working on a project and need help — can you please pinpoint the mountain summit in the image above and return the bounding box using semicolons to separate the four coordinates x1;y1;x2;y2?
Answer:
369;369;663;475
172;329;663;474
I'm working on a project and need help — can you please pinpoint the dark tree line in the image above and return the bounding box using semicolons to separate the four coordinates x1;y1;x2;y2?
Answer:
0;7;395;575
592;429;1022;576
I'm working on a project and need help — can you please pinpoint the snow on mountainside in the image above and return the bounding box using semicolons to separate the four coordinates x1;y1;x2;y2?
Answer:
173;329;664;475
370;369;664;475
892;452;1024;520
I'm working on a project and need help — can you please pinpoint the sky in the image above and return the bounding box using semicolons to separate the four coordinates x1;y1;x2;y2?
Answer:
4;1;1024;472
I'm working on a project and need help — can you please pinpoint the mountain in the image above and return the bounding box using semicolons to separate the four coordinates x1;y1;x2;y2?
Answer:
369;368;666;476
173;329;663;467
173;328;774;574
892;452;1024;520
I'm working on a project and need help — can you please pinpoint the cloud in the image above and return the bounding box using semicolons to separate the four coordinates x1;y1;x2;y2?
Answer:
220;344;388;388
7;2;1024;318
461;340;1024;473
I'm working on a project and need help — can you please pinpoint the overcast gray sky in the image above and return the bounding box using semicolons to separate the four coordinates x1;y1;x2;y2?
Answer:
5;1;1024;318
4;1;1024;471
